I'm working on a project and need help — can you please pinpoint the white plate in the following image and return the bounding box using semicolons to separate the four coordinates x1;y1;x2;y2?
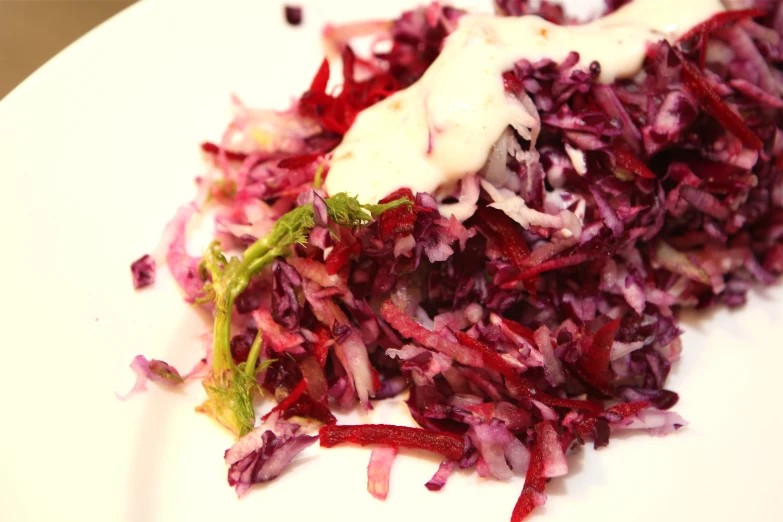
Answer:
1;0;781;521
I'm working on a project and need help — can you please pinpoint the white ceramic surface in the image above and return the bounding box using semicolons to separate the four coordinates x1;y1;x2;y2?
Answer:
1;1;781;521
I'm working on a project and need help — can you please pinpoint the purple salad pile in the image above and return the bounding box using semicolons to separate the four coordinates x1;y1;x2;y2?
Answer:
125;1;783;520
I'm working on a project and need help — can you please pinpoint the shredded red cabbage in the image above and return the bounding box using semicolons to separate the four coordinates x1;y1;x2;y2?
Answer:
130;254;156;290
116;355;183;400
285;5;303;27
126;0;783;519
225;413;318;497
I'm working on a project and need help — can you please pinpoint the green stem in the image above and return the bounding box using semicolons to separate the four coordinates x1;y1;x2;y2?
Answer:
212;243;288;374
313;164;325;190
237;205;314;274
239;236;280;273
244;329;263;376
212;292;236;376
245;250;284;278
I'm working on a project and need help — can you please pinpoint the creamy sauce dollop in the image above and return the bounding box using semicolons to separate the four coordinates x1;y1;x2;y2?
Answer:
324;0;723;205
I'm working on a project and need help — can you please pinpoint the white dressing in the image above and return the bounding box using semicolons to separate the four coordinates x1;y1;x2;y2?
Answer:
324;0;723;205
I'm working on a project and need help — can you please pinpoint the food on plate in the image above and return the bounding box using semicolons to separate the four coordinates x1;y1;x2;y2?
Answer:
124;0;783;520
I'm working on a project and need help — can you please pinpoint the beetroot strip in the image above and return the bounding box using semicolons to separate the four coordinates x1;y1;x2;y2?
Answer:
680;58;764;150
475;206;531;266
200;141;248;162
676;9;765;45
513;252;598;282
454;332;602;413
380;300;483;367
320;424;465;460
261;379;307;421
510;421;551;522
575;401;653;437
497;317;537;345
614;145;656;179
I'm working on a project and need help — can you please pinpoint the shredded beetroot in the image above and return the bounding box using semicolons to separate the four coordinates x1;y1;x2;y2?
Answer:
277;153;321;169
299;48;400;136
200;141;249;162
677;8;765;45
680;58;764;150
575;318;620;396
262;379;307;421
325;241;354;275
512;252;599;282
510;422;551;522
503;70;524;94
574;401;653;439
320;424;465;460
496;317;537;345
454;332;602;413
312;324;332;368
378;188;418;240
474;206;531;266
453;331;523;382
613;145;656;179
282;393;338;425
380;300;484;367
678;9;765;68
310;58;330;93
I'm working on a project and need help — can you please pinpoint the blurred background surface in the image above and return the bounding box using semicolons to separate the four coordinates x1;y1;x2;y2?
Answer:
1;0;135;99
